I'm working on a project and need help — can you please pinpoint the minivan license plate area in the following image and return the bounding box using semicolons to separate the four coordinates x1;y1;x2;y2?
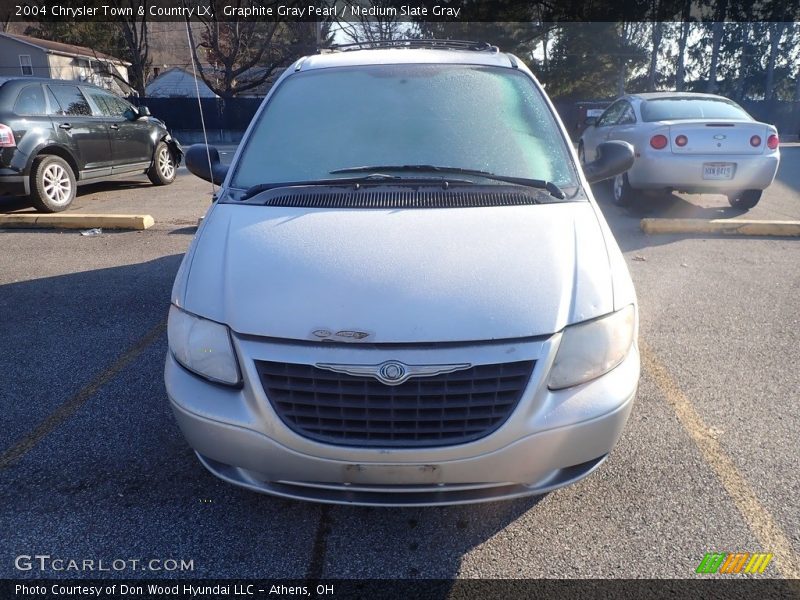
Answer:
702;163;735;180
343;463;442;485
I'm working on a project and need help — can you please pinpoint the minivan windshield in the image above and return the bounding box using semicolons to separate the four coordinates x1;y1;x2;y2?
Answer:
231;64;577;190
641;97;752;122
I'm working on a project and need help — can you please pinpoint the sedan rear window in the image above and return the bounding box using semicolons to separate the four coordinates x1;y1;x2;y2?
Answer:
232;64;576;189
641;98;751;122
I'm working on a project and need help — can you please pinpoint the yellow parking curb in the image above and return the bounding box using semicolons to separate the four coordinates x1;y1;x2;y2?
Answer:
641;218;800;237
0;213;154;230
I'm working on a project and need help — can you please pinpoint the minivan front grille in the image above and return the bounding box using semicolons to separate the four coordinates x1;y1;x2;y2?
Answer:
256;360;534;447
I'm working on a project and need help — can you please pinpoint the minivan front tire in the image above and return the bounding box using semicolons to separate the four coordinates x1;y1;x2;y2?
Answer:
30;155;77;213
147;141;177;186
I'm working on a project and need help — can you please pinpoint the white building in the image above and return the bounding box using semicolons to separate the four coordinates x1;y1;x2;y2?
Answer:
0;32;131;94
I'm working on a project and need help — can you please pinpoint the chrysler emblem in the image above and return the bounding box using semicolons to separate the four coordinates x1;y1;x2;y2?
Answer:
378;361;406;382
315;360;472;386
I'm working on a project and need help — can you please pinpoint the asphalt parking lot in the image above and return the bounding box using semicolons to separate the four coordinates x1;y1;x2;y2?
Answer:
1;146;798;580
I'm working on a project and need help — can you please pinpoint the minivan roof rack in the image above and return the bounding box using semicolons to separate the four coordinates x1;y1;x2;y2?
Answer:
327;39;499;53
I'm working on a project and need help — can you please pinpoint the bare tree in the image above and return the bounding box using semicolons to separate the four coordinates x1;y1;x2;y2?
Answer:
675;21;692;91
796;63;800;101
541;25;550;71
111;0;151;96
81;1;151;96
706;21;725;93
186;1;314;98
764;22;786;101
705;0;728;93
646;21;663;91
614;22;648;96
733;22;754;101
795;24;800;101
336;0;415;44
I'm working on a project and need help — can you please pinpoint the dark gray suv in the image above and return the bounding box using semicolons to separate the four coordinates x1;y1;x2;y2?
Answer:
0;77;181;212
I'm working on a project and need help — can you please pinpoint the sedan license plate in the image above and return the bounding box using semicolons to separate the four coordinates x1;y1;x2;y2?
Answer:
703;163;735;180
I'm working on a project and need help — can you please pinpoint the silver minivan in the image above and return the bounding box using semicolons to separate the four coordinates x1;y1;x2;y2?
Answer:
166;41;639;506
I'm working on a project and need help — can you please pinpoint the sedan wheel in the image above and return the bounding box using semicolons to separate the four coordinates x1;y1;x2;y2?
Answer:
612;173;634;207
30;155;76;213
727;189;762;210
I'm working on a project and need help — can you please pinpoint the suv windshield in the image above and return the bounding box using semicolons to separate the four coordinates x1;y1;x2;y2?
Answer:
231;64;576;190
641;97;752;122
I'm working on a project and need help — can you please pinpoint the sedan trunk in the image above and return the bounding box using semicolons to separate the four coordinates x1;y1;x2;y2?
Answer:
667;120;770;155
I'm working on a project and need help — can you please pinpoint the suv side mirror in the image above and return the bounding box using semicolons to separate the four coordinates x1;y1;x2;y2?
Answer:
584;116;598;127
137;105;151;118
582;141;634;184
186;144;228;185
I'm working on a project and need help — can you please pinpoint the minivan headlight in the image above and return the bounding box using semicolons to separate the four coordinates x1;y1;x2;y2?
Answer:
548;305;635;390
168;305;241;385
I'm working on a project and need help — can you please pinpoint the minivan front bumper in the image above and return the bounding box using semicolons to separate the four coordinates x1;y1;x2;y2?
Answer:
165;334;639;506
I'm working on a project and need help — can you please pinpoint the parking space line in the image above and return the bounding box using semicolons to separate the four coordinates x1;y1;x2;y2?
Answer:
0;319;166;471
640;341;800;579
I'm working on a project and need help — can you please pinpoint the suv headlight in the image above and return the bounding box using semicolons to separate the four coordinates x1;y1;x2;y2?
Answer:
168;305;241;385
548;305;635;390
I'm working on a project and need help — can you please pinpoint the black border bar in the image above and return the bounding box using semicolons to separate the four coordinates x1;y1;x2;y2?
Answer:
3;579;800;600
1;0;799;23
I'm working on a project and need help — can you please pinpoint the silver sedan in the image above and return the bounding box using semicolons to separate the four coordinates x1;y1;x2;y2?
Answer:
579;92;780;209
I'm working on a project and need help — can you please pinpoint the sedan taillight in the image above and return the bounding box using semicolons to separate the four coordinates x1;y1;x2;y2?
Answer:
650;134;668;150
750;135;761;147
767;134;779;150
675;135;688;147
0;123;15;147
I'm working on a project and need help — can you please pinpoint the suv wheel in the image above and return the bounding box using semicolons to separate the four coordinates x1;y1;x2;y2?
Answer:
30;155;76;213
727;189;762;210
612;173;635;206
148;142;176;185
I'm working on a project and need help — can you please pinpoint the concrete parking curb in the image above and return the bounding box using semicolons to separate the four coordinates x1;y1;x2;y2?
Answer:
641;218;800;237
0;213;154;230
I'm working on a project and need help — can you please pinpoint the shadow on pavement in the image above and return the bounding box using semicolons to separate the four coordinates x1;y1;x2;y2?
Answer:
0;178;153;214
591;181;761;254
775;146;800;193
0;253;542;579
311;494;543;579
168;226;198;235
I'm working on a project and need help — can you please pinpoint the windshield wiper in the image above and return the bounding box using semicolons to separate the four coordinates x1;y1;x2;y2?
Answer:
238;173;473;201
330;165;566;200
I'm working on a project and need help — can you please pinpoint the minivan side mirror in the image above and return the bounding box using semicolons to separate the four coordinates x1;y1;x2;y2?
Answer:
186;144;229;185
584;116;598;127
582;141;635;184
137;105;151;118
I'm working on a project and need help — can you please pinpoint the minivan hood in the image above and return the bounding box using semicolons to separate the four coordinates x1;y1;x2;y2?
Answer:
179;202;614;343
